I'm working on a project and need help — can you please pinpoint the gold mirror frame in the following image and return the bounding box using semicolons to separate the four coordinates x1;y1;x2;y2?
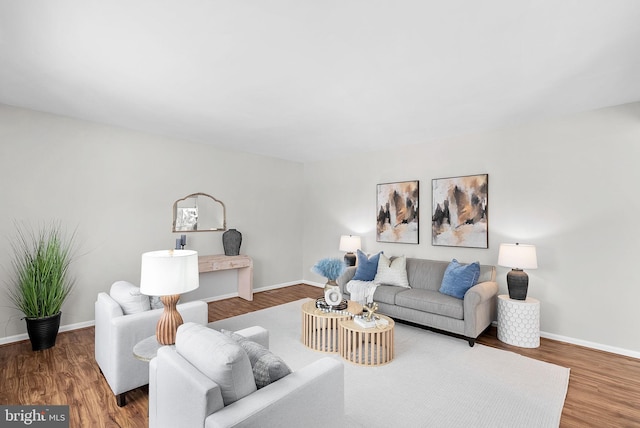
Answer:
172;192;226;232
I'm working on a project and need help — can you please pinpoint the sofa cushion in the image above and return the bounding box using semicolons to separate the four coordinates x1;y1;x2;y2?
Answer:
372;285;409;305
222;330;291;389
109;281;150;315
405;258;450;291
395;289;464;320
374;254;410;288
176;323;256;405
352;250;382;281
439;259;481;299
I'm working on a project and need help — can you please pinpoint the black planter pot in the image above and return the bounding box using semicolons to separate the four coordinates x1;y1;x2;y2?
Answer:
26;312;61;351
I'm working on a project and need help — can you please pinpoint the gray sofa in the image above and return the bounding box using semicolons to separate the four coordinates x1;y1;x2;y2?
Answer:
337;258;498;346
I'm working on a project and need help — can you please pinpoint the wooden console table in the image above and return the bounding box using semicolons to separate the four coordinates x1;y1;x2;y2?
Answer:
198;254;253;301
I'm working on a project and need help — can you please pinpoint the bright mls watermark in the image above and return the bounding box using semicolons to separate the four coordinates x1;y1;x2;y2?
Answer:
0;406;69;427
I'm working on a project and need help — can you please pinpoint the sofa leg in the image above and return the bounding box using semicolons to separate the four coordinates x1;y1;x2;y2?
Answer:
467;338;475;347
116;393;126;407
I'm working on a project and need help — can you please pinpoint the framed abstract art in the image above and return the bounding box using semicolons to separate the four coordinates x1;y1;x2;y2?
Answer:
432;174;488;248
376;180;419;244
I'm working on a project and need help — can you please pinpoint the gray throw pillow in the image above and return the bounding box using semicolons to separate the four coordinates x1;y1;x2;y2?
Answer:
222;329;292;389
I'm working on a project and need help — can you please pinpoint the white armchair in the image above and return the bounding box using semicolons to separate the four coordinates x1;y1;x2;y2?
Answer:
95;291;208;406
149;323;345;428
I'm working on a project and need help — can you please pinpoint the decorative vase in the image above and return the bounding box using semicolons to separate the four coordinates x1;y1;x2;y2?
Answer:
25;312;61;351
324;280;342;306
223;229;242;256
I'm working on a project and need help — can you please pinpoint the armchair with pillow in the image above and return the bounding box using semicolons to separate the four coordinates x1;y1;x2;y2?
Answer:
149;322;345;428
95;281;208;406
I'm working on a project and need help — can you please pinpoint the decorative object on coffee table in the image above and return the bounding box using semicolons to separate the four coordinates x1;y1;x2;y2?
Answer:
315;297;348;311
140;249;200;345
363;302;379;321
223;228;242;256
432;174;488;248
311;257;346;307
498;243;538;300
339;235;361;266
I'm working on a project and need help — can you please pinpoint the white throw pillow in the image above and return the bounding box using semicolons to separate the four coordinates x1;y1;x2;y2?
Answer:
374;254;410;288
109;281;151;315
176;323;256;406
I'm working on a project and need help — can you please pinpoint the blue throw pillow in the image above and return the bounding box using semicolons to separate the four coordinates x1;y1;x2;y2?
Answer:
352;250;382;281
439;259;481;299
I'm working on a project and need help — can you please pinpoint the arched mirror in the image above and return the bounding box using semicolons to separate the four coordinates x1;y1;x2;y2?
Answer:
172;193;226;232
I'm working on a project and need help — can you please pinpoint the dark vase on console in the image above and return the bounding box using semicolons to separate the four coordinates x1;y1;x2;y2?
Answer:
223;229;242;256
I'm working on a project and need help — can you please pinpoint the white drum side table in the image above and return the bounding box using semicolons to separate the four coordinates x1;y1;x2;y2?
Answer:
497;295;540;348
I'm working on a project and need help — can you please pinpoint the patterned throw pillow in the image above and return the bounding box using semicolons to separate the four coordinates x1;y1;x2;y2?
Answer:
222;330;292;389
352;249;383;281
439;259;481;299
374;254;410;288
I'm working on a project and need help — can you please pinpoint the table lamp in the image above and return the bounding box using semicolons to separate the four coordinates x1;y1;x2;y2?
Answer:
140;249;199;345
497;243;537;300
339;235;361;267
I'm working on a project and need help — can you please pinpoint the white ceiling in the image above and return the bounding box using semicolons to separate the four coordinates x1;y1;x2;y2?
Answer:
1;1;639;163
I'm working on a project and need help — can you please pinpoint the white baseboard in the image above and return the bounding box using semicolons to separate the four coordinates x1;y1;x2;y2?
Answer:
489;321;640;359
0;319;95;346
539;331;640;359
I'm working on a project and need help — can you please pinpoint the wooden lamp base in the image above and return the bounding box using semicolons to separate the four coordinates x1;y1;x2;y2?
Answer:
156;294;184;345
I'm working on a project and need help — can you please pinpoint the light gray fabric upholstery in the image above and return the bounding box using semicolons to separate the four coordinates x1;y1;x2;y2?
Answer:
149;326;345;428
337;258;498;343
176;323;257;405
94;292;208;404
395;289;464;320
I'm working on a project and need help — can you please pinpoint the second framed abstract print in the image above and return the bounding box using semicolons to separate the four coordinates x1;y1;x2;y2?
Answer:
432;174;488;248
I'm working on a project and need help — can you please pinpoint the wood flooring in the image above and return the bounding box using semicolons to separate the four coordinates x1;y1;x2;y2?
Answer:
1;284;638;427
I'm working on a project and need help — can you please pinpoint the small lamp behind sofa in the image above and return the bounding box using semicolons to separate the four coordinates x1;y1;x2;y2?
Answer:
339;235;361;267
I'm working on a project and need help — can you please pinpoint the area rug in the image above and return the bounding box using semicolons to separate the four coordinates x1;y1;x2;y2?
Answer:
209;299;570;428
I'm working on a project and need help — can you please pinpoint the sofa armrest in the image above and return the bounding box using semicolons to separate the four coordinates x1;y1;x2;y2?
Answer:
205;357;344;428
150;346;225;428
463;280;499;339
337;267;357;294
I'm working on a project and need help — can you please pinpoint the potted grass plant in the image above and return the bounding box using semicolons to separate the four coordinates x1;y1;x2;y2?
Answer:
6;222;77;351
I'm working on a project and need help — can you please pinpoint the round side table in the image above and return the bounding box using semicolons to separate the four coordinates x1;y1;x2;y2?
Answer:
497;295;540;348
133;335;170;362
338;315;394;366
301;300;363;353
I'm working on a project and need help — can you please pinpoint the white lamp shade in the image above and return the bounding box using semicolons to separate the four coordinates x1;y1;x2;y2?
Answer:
498;243;538;269
339;235;361;252
140;249;200;296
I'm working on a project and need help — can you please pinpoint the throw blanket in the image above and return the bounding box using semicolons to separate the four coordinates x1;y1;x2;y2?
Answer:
346;280;378;305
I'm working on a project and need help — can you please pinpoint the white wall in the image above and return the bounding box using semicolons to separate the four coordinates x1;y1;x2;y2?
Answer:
0;105;304;341
2;102;639;356
303;102;640;355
